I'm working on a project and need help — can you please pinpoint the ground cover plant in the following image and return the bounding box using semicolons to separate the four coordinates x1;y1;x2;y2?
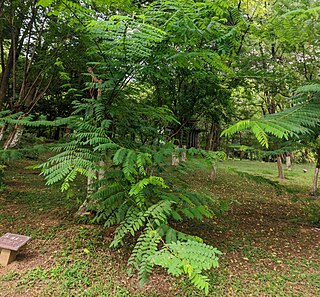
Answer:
0;156;319;296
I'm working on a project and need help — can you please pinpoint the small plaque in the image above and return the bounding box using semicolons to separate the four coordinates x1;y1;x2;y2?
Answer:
0;233;31;251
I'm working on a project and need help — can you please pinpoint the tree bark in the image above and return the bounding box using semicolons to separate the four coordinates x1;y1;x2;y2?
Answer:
172;145;179;166
211;162;217;180
74;169;96;217
75;68;105;217
206;121;215;150
0;124;7;141
277;154;285;179
0;2;38;109
98;160;105;180
74;199;91;217
86;168;96;198
0;45;14;108
0;32;5;72
3;125;25;149
75;160;106;217
286;156;292;170
205;121;220;151
310;150;320;196
181;145;187;162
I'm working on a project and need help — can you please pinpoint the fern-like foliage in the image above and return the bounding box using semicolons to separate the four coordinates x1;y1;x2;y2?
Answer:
0;110;79;160
41;127;223;293
151;240;221;295
88;15;165;55
128;225;162;285
145;0;234;72
0;110;75;128
221;85;320;148
38;117;116;191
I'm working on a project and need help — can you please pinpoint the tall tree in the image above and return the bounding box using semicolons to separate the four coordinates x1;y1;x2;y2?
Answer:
140;0;240;148
0;0;74;147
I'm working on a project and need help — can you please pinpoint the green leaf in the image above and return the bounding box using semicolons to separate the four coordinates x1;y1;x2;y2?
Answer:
36;0;54;7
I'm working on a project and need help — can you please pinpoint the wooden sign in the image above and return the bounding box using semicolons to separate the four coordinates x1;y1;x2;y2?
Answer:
0;233;31;251
0;233;31;266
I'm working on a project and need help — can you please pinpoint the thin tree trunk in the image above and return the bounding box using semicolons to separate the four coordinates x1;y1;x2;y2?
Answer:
75;169;96;217
0;48;14;108
172;145;179;166
74;199;90;217
211;161;217;180
206;121;214;150
75;161;106;217
98;160;105;180
0;124;7;141
277;154;285;179
11;16;17;106
240;150;244;161
0;33;5;75
310;150;320;196
75;68;104;217
86;168;96;198
181;145;187;162
286;156;292;170
3;125;25;149
311;168;319;196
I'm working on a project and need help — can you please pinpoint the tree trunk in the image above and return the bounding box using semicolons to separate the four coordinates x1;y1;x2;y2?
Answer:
310;150;320;196
0;47;14;108
205;121;215;150
277;155;285;179
3;125;25;149
181;145;187;162
86;168;96;198
74;199;91;217
206;121;220;151
98;160;105;180
211;161;217;180
75;68;105;217
286;156;292;170
75;168;96;217
0;124;7;141
75;161;106;217
240;150;244;161
172;145;179;166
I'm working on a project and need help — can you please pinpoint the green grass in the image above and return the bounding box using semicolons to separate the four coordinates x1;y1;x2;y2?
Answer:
220;159;316;192
3;257;132;297
0;213;15;224
179;258;320;297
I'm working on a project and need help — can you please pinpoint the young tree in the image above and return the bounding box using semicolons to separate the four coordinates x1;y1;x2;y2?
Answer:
35;0;233;293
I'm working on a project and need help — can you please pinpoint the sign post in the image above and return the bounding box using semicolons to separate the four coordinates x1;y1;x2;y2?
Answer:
0;233;31;266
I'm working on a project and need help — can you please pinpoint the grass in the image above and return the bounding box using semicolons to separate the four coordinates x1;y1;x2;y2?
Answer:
0;156;319;296
15;257;131;297
219;158;316;192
